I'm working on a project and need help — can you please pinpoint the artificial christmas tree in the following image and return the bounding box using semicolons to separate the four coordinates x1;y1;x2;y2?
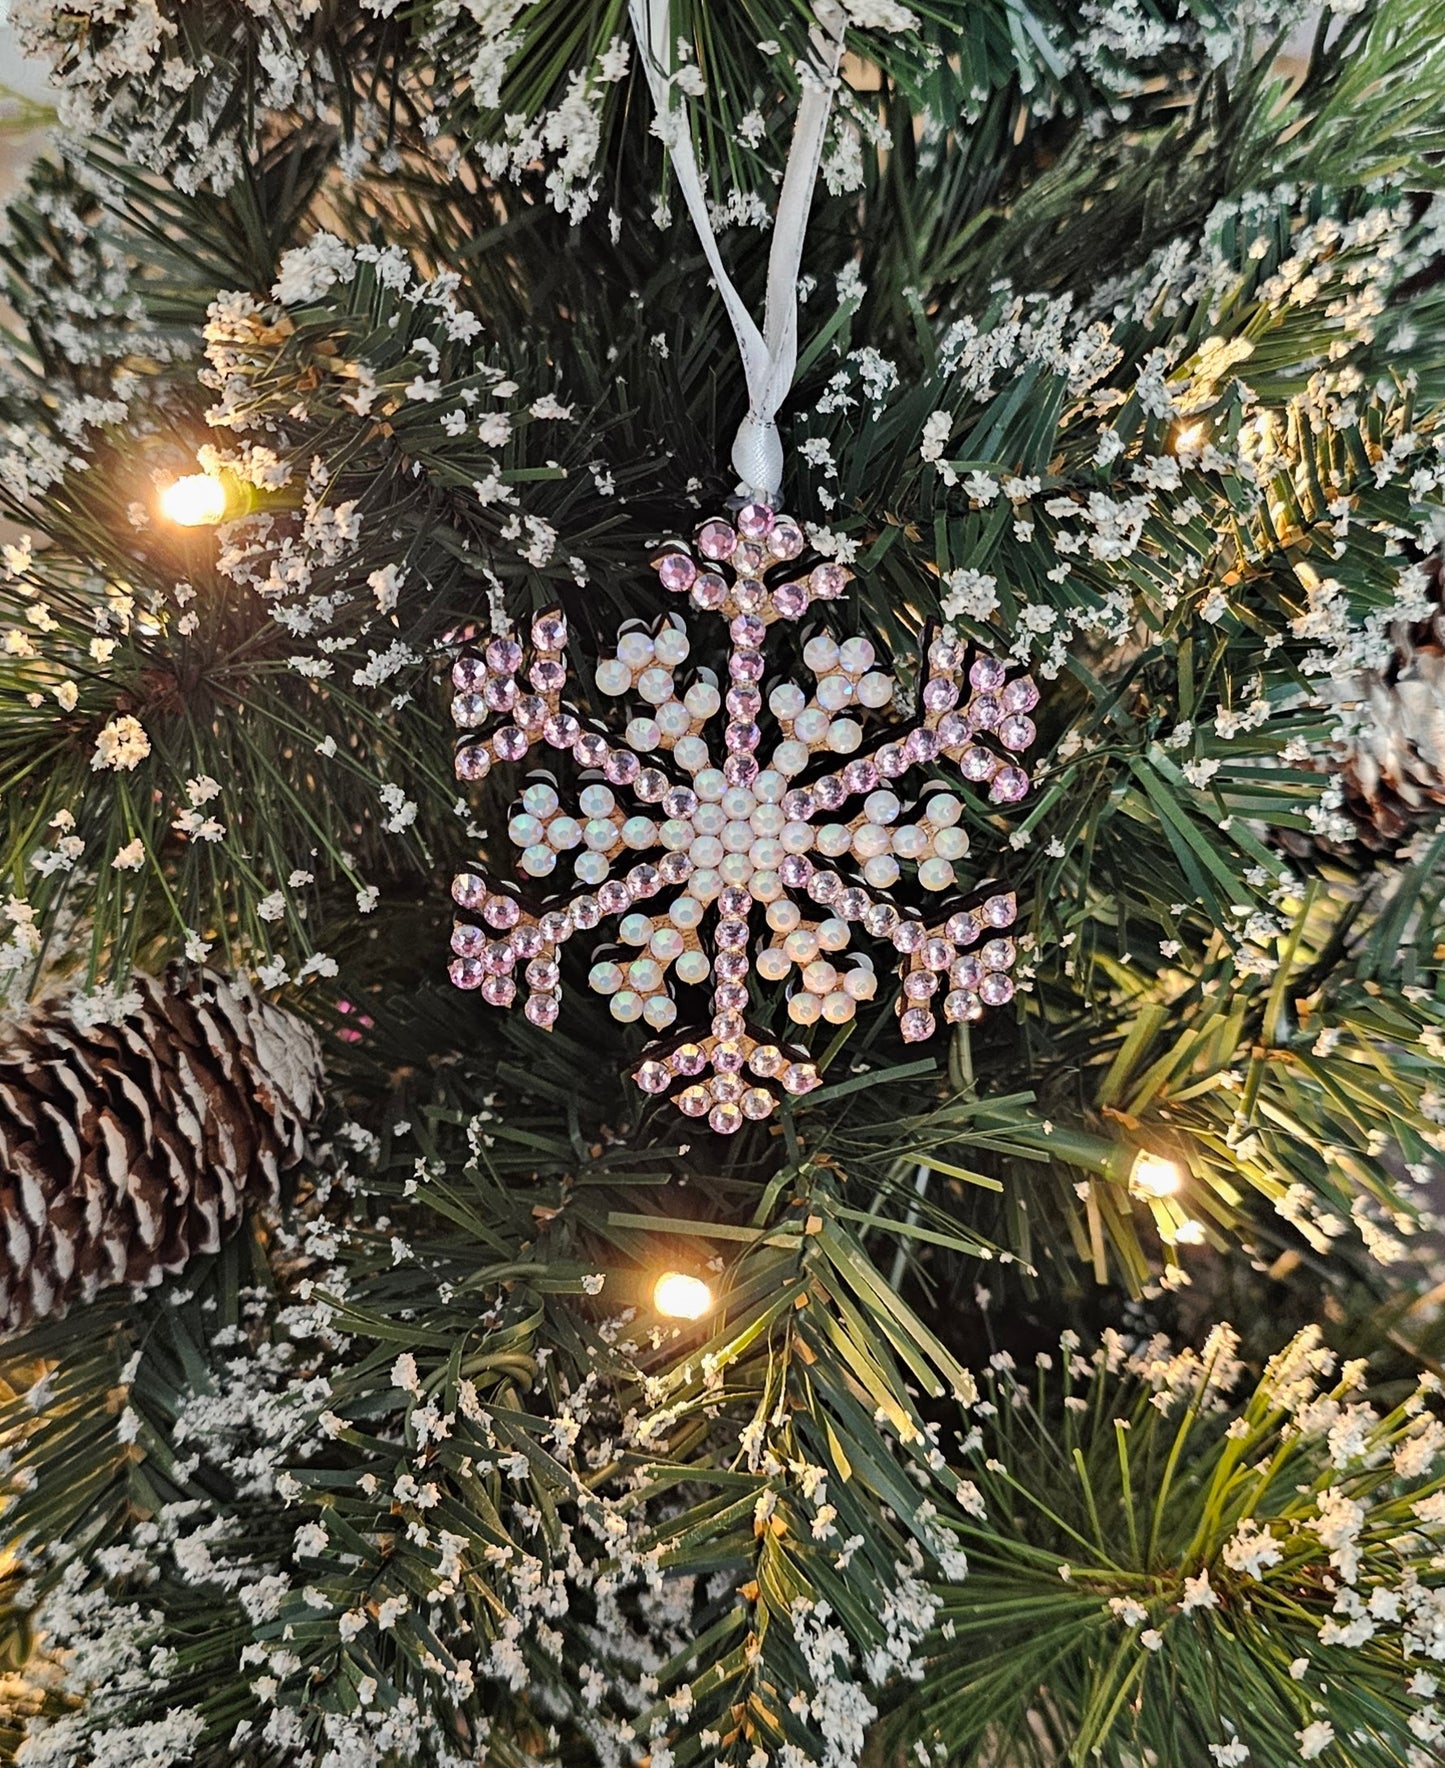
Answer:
2;2;1445;1766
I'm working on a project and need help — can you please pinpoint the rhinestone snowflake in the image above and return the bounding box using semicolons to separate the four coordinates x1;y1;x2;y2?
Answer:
446;502;1038;1134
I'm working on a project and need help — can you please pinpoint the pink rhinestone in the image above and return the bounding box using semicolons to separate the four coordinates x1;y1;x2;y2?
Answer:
808;872;841;904
604;751;640;785
572;896;602;929
636;768;668;802
999;715;1035;751
451;924;486;958
782;790;816;821
598;881;632;914
989;766;1029;804
516;695;548;731
544;713;580;748
719;888;751;917
923;939;954;970
710;1102;744;1134
692;572;728;610
455;745;491;782
532;612;567;651
733;540;767;577
809;563;848;598
864;903;900;937
923;677;959;713
494;726;529;762
904;970;938;1000
945;989;981;1022
837;889;868;920
982;938;1015;971
714;1041;746;1073
726;686;762;720
484;941;515;974
729;650;764;684
734;579;766;613
742;1087;775;1120
779;855;813;888
637;1060;671;1093
697;519;737;560
482;894;520;929
773;582;808;619
449;956;484;989
513;925;544;959
876;743;908;779
717;919;750;949
673;1042;707;1076
628;864;662;897
712;1010;746;1040
714;985;748;1015
952;956;984;989
893;921;924;953
970;656;1007;692
812;776;844;811
961;747;999;781
769;517;805;560
712;1072;744;1104
677;1084;711;1117
481;975;516;1007
929;637;963;671
905;729;940;764
936;712;971;750
725;721;760;754
575;732;609;767
657;552;697;592
530;659;566;693
658;852;693;883
452;693;487;728
899;1007;935;1042
971;694;1002;729
980;973;1015;1007
749;1044;783;1078
736;502;775;539
539;912;571;942
452;872;487;909
983;894;1016;928
842;760;878;794
525;993;560;1029
484;678;517;712
782;1063;819;1094
526;958;560;990
1003;677;1040;713
486;637;523;674
715;952;748;983
663;787;698;818
723;756;759;787
453;655;487;692
945;912;978;944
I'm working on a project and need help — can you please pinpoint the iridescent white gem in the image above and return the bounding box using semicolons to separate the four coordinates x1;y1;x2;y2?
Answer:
817;824;852;858
826;719;862;753
575;852;609;884
767;900;802;933
694;768;726;801
783;928;819;964
817;674;852;711
626;717;661;751
794;708;829;745
720;853;752;885
675;735;710;772
595;659;632;695
817;918;850;951
621;816;656;849
789;991;823;1025
843;967;878;1001
852;824;891;860
653;627;690;666
690;835;725;868
522;784;560;818
617;631;653;668
750;802;785;836
754;770;787;802
693;802;726;835
722;821;753;854
521;843;556;876
670;897;705;930
583;818;615;851
781;823;813;854
892;824;928;859
579;784;615;817
934;827;970;859
637;666;674;705
925;794;962;827
769;683;806;719
690;868;722;900
757;947;791;981
803;635;840;673
750;870;783;901
589;961;624;994
619;913;653;944
610;990;644;1022
919;858;956;891
684;683;721;719
863;854;900;888
773;739;810;775
721;788;756;820
547;816;581;850
627;957;663;992
644;995;677;1029
657;700;692;738
675;949;711;984
801;959;837;994
659;819;692;851
839;637;875;674
651;927;685;961
856;673;893;709
864;791;901;825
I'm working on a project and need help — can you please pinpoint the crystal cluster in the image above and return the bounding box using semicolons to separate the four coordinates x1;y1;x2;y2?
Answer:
447;503;1038;1133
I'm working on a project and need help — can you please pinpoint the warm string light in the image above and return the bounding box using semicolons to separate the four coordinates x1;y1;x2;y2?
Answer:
159;473;227;527
653;1271;713;1319
1128;1149;1184;1200
1172;420;1209;454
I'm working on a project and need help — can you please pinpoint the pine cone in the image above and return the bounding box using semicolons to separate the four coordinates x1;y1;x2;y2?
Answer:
0;970;324;1331
1338;638;1445;849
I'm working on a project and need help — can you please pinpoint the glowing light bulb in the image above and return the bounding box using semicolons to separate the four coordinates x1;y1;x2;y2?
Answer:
653;1271;713;1320
159;473;227;527
1173;421;1208;454
1129;1150;1185;1200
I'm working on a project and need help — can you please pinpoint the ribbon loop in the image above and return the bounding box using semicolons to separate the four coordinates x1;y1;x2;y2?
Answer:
629;0;847;501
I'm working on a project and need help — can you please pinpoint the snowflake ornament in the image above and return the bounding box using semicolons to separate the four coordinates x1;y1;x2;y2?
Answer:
447;502;1038;1133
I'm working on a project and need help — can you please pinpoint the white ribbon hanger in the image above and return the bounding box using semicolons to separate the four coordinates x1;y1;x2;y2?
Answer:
628;0;848;501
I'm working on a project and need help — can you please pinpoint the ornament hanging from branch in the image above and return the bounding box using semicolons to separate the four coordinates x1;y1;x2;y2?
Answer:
446;504;1038;1132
